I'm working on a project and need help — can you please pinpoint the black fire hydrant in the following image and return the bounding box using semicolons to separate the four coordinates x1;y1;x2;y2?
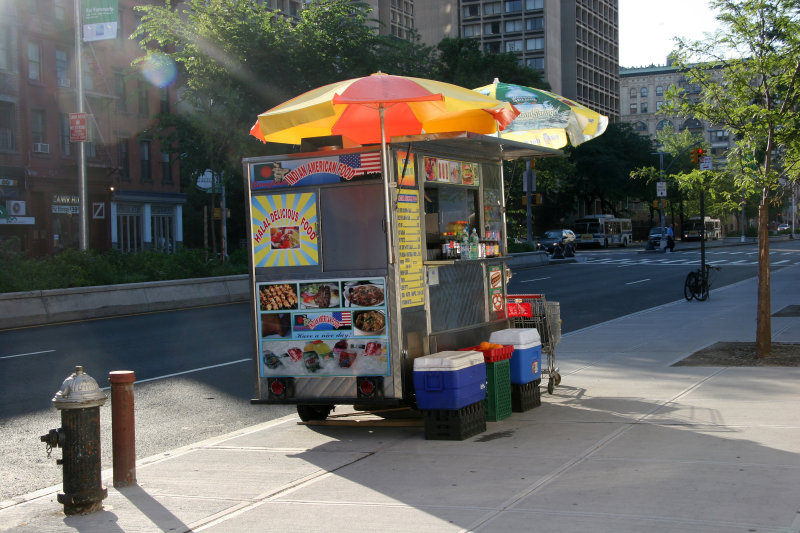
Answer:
40;365;108;515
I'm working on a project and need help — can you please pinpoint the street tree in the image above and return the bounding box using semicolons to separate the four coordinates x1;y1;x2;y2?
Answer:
665;0;800;357
570;123;656;217
434;38;549;90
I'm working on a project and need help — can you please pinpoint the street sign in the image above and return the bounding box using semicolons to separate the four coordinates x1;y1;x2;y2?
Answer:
69;113;87;142
196;169;222;193
656;181;667;197
700;156;713;170
92;202;106;219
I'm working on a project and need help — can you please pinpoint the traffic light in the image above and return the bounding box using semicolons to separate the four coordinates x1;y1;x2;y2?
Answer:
690;148;704;164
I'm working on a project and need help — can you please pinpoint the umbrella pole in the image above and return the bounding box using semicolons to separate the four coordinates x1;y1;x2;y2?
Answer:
380;103;394;264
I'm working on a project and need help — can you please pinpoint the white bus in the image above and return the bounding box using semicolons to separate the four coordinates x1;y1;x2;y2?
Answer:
682;217;721;241
573;215;633;248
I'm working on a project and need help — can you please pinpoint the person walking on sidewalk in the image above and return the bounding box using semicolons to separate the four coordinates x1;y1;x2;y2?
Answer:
666;224;675;252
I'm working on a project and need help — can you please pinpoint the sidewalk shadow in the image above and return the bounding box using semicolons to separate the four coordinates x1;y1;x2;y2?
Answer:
272;379;800;531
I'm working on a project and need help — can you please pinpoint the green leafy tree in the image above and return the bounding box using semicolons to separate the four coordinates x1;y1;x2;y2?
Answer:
434;38;549;89
665;0;800;357
570;123;656;217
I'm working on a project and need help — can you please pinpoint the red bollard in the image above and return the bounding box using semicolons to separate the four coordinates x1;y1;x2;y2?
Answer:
109;371;136;488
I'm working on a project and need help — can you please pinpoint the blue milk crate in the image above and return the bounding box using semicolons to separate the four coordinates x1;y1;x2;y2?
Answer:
414;351;486;410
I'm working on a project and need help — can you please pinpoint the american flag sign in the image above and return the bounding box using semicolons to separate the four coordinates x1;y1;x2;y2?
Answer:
339;152;382;176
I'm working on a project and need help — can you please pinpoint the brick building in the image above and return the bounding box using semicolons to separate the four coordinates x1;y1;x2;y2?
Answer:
0;0;184;256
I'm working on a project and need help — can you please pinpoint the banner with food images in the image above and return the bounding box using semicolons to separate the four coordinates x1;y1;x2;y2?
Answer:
251;192;318;267
257;278;389;377
422;156;479;186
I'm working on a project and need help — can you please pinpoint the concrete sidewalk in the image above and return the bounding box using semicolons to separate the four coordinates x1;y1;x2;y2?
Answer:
3;266;800;533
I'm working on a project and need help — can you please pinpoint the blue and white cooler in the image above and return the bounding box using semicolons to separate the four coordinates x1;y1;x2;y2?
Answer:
413;351;486;410
489;328;542;385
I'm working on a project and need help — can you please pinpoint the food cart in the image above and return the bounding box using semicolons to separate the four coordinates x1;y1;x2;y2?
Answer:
244;132;559;420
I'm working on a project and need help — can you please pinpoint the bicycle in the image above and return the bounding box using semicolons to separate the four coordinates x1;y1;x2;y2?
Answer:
684;264;721;301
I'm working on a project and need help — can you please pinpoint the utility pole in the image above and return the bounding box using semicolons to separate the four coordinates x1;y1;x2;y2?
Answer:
74;0;89;251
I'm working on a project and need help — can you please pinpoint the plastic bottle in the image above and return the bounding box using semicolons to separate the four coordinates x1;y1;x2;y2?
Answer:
469;228;479;259
460;227;469;260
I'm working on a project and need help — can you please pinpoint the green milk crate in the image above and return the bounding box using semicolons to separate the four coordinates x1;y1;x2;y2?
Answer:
485;359;512;421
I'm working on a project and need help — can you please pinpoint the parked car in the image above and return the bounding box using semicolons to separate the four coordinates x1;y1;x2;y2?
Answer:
777;223;790;231
537;229;576;254
648;227;674;249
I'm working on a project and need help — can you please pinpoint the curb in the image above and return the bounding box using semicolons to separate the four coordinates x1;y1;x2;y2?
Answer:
0;274;250;330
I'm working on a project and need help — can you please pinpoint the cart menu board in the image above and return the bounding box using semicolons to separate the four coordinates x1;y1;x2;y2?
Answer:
396;152;425;308
423;156;479;186
251;193;319;267
257;278;390;377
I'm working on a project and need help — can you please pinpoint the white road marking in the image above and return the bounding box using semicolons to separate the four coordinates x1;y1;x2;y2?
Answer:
520;277;551;283
0;349;56;360
97;359;251;390
626;278;651;285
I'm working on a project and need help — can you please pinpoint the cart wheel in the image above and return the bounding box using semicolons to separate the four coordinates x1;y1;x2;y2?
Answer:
554;372;562;386
297;404;334;422
547;377;555;395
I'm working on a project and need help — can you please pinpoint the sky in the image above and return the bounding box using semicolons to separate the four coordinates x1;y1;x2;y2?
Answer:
618;0;722;68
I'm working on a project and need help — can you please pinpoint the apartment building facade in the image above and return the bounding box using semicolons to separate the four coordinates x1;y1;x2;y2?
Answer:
0;0;184;257
619;64;734;163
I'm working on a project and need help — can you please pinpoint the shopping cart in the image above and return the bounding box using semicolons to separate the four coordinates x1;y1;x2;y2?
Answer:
506;294;562;394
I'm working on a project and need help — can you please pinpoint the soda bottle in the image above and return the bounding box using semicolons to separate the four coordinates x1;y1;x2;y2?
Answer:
469;228;479;260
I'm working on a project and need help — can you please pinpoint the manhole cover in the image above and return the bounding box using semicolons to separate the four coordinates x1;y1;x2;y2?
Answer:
773;305;800;317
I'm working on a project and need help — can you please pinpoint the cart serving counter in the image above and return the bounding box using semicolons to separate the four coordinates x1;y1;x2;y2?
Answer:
244;132;559;420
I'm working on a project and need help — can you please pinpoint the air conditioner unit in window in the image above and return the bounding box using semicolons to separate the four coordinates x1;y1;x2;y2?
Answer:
6;201;25;216
32;143;50;154
57;78;71;88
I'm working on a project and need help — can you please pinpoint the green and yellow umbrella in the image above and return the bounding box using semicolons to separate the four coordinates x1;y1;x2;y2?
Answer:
474;79;608;149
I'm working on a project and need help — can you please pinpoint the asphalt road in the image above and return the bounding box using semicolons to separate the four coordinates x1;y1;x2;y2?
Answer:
2;239;798;502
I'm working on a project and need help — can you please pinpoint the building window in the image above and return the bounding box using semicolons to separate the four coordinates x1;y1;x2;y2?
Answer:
28;42;42;81
289;0;299;17
526;17;543;31
714;130;729;141
116;73;127;112
161;151;172;184
640;102;648;113
59;114;71;156
84;119;97;158
117;205;142;252
505;40;523;53
31;110;46;144
484;22;500;35
54;0;67;20
484;41;501;54
633;121;648;132
140;140;151;182
526;37;544;51
656;119;673;131
56;49;69;87
0;102;15;150
656;85;663;96
151;210;174;253
160;87;169;113
0;27;13;72
462;4;479;17
526;0;543;9
629;87;636;98
82;55;94;91
118;137;129;180
138;80;149;116
505;20;523;32
463;24;481;37
505;0;522;13
629;104;637;114
526;57;544;70
640;87;648;97
656;101;664;111
484;2;501;15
